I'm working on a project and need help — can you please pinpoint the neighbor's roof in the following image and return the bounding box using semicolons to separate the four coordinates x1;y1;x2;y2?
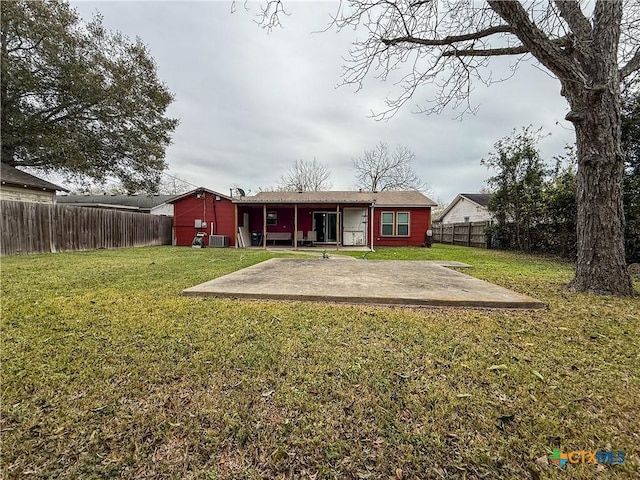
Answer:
57;194;174;210
460;193;492;207
1;163;68;192
437;193;493;220
234;190;437;207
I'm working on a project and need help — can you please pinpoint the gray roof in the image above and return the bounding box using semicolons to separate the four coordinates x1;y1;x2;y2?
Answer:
460;193;492;207
166;187;231;203
57;194;174;210
235;190;437;207
1;163;68;192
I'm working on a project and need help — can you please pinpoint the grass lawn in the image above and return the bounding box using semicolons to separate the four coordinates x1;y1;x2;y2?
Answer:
1;245;639;479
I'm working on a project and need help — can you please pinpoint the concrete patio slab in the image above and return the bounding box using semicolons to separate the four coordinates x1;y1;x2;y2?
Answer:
182;258;544;309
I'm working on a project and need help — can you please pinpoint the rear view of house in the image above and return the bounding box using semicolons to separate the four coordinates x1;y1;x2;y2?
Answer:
234;190;436;249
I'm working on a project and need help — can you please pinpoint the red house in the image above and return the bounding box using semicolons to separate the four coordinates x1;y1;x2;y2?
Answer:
233;190;436;249
168;188;236;246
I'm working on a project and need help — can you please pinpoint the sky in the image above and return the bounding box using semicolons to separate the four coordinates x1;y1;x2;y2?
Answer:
69;0;576;205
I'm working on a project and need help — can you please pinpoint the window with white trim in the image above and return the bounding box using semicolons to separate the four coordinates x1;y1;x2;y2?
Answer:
381;211;410;236
381;212;394;235
396;212;410;236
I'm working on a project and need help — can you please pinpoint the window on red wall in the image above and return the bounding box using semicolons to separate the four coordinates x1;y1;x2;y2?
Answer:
381;212;394;235
381;212;410;236
396;212;410;236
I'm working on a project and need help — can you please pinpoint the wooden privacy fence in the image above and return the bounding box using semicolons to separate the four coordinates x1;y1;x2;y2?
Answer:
1;201;173;255
432;221;490;248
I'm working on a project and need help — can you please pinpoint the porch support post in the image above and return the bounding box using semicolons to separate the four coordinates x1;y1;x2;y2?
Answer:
234;203;238;248
336;204;340;250
370;203;375;252
263;204;267;249
294;203;298;250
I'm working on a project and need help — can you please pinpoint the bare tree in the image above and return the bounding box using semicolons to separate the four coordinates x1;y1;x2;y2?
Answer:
353;142;428;192
68;173;193;195
431;198;450;221
156;175;192;195
255;0;639;295
277;158;333;192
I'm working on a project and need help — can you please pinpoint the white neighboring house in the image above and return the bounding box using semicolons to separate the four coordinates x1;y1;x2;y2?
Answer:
0;163;68;203
437;193;493;224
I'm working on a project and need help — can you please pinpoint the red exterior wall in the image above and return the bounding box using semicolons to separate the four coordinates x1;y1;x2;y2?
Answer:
372;207;431;247
239;206;315;236
173;192;235;246
237;204;431;247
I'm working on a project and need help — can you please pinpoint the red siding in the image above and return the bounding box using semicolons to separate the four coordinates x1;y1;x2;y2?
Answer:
238;206;315;237
372;207;431;247
173;192;235;246
238;204;431;247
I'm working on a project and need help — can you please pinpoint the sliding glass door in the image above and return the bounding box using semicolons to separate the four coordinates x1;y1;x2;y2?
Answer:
313;212;337;243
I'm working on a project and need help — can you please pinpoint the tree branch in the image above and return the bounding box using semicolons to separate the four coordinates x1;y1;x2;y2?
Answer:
442;36;570;58
443;45;529;57
554;0;593;39
619;48;640;80
381;25;512;47
488;0;581;81
7;36;45;54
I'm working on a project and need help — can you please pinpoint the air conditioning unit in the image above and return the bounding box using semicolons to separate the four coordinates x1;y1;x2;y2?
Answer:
209;235;229;248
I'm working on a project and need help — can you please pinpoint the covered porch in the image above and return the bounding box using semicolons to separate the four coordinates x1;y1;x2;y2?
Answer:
233;202;375;251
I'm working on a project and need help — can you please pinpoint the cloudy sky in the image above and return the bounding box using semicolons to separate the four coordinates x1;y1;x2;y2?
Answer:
71;0;576;204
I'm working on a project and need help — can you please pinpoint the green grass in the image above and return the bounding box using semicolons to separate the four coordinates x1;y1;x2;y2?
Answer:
1;245;638;479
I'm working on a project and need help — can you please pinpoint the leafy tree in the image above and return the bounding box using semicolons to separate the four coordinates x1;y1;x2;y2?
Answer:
1;0;178;192
276;158;332;192
353;142;428;192
543;155;577;258
256;0;639;295
622;88;640;263
482;127;549;251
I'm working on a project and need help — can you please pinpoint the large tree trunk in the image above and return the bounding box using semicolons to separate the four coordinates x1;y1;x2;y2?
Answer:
568;87;634;295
